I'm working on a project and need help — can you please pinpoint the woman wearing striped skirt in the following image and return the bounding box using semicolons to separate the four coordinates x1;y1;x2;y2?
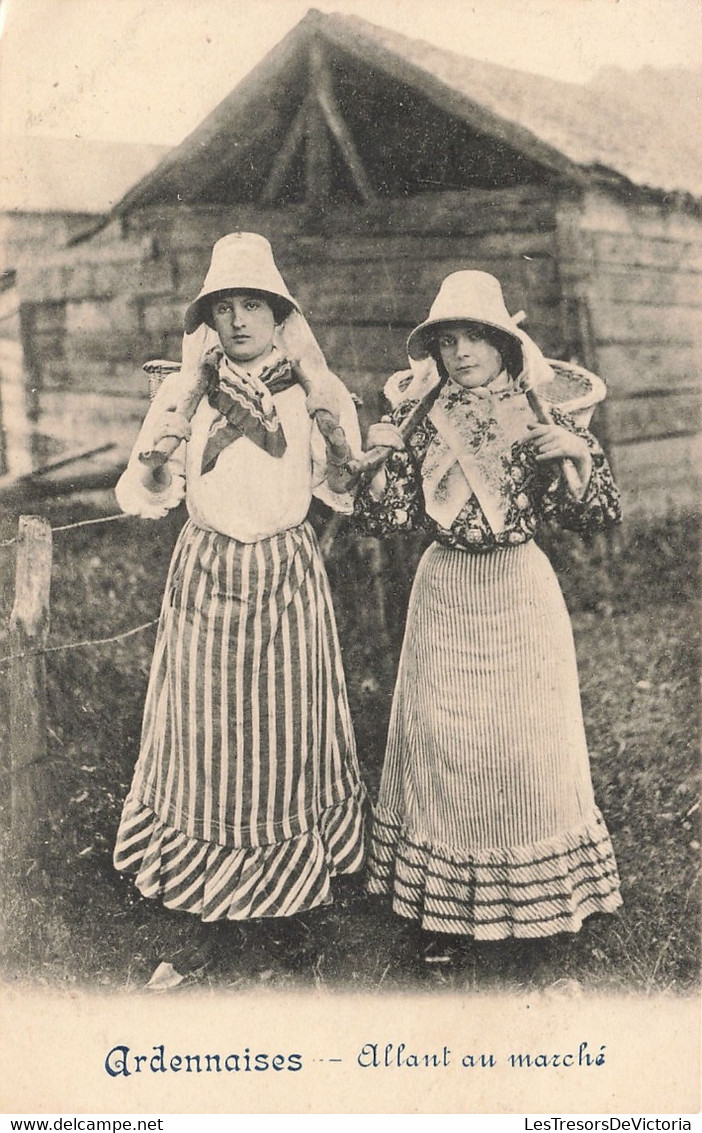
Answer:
354;270;623;946
112;234;366;969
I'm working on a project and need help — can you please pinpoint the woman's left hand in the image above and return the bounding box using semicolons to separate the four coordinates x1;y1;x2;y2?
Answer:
526;422;592;490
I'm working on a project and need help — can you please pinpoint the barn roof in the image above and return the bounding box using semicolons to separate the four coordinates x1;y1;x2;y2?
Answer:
81;8;702;234
333;15;702;199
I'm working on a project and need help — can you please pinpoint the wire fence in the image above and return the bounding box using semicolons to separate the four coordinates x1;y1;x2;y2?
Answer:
0;511;158;670
0;619;160;669
2;504;169;848
52;513;132;534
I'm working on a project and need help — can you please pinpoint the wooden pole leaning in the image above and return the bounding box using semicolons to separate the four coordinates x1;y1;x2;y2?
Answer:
344;385;443;482
524;384;585;498
9;514;53;858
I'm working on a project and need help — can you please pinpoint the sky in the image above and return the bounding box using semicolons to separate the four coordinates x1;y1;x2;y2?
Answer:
1;0;701;147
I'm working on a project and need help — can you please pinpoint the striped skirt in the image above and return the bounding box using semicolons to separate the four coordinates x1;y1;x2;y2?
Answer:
367;540;622;939
114;519;366;921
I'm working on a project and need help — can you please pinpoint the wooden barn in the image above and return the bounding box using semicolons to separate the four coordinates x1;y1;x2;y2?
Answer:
0;136;167;480
6;9;702;515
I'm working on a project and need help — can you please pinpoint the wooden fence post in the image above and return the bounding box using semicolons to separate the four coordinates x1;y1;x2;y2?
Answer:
9;514;53;857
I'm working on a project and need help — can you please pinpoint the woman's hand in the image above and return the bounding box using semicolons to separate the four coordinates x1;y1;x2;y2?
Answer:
361;421;405;500
366;421;405;451
115;463;185;519
142;463;173;493
526;422;592;495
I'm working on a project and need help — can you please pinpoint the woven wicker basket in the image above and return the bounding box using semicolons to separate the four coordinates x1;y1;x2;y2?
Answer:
142;359;181;401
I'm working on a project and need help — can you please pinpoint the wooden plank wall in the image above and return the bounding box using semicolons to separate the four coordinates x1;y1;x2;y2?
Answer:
14;184;702;520
13;216;230;465
124;185;563;433
15;186;562;460
0;211;97;275
556;191;702;517
278;185;562;429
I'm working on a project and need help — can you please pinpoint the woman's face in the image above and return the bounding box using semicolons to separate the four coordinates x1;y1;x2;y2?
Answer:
437;323;503;389
210;291;277;364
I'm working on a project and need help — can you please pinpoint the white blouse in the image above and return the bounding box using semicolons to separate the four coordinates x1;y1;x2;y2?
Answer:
115;354;362;543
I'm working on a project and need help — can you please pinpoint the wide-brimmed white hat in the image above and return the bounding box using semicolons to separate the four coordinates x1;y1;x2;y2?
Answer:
407;271;524;367
184;232;300;334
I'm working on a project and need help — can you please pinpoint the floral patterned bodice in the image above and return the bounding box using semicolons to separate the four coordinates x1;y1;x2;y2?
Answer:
353;394;622;550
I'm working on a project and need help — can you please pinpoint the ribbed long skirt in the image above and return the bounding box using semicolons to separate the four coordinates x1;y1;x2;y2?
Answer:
114;518;366;921
366;540;622;939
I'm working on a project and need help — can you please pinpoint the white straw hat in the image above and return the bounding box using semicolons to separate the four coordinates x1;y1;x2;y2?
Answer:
407;271;524;366
184;232;300;334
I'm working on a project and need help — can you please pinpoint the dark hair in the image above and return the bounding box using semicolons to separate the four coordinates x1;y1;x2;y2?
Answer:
204;289;295;328
429;321;523;380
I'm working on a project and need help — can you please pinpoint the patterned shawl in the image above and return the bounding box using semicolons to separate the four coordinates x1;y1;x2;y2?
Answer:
201;351;298;474
422;373;535;535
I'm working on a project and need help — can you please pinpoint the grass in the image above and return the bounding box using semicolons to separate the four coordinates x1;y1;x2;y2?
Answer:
0;496;699;996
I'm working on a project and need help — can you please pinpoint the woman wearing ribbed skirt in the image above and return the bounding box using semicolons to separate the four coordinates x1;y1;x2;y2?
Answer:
354;270;623;952
112;234;366;980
